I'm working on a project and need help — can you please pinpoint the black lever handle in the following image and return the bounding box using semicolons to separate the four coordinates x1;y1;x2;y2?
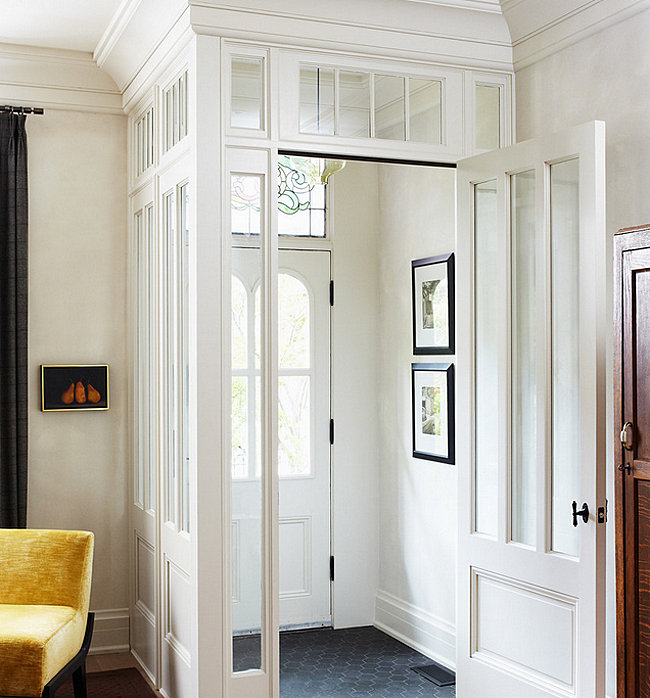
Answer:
572;501;589;527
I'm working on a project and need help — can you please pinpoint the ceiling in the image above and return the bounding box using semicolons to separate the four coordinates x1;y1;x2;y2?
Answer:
0;0;124;53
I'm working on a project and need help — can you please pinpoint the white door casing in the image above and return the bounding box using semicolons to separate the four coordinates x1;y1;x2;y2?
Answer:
456;121;607;697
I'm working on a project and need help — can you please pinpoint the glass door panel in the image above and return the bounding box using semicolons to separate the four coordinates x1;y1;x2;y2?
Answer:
510;170;537;546
474;180;498;537
550;158;580;557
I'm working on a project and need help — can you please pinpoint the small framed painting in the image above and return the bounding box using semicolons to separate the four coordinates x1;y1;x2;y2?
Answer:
412;253;455;354
41;365;109;412
412;363;454;464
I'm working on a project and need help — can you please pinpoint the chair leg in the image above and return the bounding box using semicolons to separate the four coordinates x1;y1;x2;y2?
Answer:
72;663;87;698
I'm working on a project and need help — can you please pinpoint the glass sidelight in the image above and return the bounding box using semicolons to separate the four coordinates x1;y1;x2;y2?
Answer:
226;148;277;694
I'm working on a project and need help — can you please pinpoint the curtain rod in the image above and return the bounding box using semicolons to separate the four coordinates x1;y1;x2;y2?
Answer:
1;105;44;115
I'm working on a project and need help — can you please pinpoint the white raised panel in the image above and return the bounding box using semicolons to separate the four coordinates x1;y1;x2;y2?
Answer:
165;556;192;665
279;516;312;599
471;568;576;692
136;535;156;622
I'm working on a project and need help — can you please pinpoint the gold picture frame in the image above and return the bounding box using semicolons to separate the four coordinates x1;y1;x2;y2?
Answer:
41;364;110;412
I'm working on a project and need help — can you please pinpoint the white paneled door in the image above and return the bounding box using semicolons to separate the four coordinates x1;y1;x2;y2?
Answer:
456;122;606;697
232;248;331;631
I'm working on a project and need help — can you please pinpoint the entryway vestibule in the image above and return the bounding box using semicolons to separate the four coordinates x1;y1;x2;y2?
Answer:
127;25;608;698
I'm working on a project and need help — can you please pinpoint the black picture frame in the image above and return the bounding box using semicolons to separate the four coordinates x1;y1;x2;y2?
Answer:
412;363;455;464
412;253;455;355
41;365;110;412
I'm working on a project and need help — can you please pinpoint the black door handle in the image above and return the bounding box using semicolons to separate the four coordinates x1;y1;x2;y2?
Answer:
572;501;589;527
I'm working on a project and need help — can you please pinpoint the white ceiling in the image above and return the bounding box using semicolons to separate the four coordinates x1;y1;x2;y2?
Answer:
0;0;124;53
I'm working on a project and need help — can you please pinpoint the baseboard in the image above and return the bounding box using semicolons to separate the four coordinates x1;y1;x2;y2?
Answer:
375;590;455;671
89;608;130;655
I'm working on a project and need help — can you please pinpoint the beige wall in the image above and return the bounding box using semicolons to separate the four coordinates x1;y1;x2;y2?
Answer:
515;11;650;694
376;164;457;666
26;109;129;643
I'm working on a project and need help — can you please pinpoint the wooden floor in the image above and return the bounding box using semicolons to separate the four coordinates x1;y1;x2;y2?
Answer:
87;652;162;695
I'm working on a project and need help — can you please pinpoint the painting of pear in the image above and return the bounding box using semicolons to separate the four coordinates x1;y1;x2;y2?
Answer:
75;381;86;404
87;384;101;403
61;383;75;404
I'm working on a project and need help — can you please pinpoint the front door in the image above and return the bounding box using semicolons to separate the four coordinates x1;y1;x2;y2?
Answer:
456;121;607;697
232;247;331;634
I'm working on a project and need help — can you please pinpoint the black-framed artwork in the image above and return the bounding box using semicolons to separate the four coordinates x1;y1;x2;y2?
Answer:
41;365;109;412
412;363;455;464
412;253;455;354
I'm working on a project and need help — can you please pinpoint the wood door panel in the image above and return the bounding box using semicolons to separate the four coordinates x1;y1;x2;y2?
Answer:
634;268;650;462
637;479;650;697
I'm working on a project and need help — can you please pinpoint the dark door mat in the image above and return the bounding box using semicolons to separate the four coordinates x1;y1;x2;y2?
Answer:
56;668;157;697
411;663;456;686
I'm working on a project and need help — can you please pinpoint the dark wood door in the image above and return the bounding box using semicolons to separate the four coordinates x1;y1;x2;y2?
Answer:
616;224;650;697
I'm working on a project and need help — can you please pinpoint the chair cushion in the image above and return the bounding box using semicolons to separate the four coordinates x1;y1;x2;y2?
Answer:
0;604;86;697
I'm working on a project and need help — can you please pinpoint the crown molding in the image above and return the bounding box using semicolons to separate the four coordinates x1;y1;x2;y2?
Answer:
0;42;122;114
403;0;503;14
506;0;650;71
94;0;143;69
189;1;513;72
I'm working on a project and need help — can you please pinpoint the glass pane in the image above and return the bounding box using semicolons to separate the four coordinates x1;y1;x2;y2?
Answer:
339;71;370;138
135;211;145;508
551;158;580;557
278;376;311;477
231;376;249;480
232;174;262;237
277;156;327;238
232;276;248;370
231;58;263;130
474;180;499;537
475;84;501;151
511;171;537;546
179;183;190;534
231;178;264;672
145;205;155;512
409;79;442;144
299;66;334;135
279;274;310;369
374;75;405;140
164;191;176;525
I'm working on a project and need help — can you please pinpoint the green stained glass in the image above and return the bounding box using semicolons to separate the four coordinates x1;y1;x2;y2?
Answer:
277;156;327;238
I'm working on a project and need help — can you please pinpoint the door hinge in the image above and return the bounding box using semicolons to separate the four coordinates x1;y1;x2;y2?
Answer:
330;555;335;582
329;418;334;445
329;280;334;307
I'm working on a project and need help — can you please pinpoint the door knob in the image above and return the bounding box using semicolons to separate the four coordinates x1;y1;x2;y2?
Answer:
572;501;589;527
620;422;634;451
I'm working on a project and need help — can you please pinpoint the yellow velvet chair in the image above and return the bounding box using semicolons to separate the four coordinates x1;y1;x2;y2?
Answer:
0;529;94;698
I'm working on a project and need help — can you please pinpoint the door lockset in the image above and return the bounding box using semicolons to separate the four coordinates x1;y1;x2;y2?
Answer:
572;501;589;527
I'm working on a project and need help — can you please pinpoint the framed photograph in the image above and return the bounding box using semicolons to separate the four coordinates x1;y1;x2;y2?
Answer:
412;363;454;464
412;253;455;354
41;365;109;412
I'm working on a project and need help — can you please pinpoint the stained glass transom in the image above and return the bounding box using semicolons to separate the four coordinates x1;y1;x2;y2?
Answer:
278;156;327;238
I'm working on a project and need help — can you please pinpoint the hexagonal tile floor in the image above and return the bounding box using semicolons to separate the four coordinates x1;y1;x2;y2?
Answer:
234;626;456;697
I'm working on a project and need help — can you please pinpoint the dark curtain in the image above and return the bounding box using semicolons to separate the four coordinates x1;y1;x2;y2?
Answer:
0;113;28;528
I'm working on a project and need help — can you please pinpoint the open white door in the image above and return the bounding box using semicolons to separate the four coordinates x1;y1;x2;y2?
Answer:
456;121;606;698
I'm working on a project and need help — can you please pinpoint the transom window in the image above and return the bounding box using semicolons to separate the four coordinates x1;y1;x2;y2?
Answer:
231;157;328;239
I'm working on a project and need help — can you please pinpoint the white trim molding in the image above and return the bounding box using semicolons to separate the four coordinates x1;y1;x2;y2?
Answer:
375;590;456;670
89;608;131;655
504;0;650;70
0;42;122;114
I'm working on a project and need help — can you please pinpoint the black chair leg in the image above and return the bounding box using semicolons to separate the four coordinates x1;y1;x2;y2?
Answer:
71;664;87;698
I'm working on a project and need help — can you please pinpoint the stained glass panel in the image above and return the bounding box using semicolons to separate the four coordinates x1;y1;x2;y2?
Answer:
277;156;327;238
